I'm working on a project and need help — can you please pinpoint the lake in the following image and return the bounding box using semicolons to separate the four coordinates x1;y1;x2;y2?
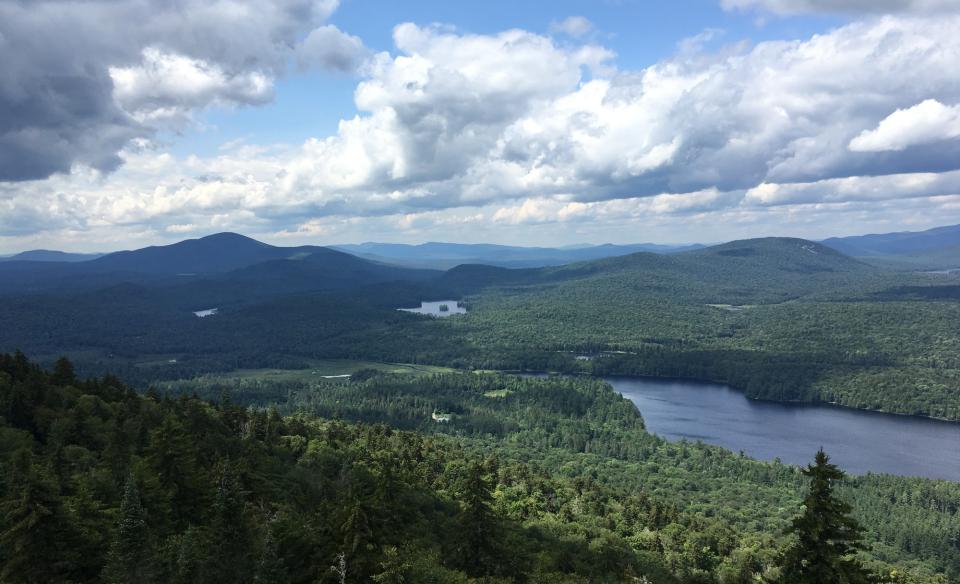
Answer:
607;376;960;481
398;300;467;317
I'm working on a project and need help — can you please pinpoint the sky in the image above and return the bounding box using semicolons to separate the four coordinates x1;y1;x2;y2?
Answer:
2;0;960;252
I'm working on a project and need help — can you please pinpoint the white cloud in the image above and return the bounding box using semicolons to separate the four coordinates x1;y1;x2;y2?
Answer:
721;0;960;14
0;0;350;179
678;28;725;54
475;16;960;203
280;23;608;200
744;170;960;205
549;16;594;38
297;25;370;73
5;14;960;248
849;99;960;152
492;198;591;225
110;48;273;124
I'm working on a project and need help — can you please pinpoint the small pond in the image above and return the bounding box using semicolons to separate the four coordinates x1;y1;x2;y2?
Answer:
398;300;467;317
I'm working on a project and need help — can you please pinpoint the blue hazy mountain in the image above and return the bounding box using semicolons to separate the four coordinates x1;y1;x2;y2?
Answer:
333;241;704;269
0;249;103;262
821;223;960;270
0;233;437;295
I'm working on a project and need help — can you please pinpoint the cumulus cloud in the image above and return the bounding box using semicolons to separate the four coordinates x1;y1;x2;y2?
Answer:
492;198;591;225
549;16;595;38
0;0;354;181
849;99;960;152
721;0;960;14
297;25;370;73
4;13;960;247
744;170;960;205
498;16;960;200
489;189;750;227
677;28;726;54
110;48;273;124
277;23;611;205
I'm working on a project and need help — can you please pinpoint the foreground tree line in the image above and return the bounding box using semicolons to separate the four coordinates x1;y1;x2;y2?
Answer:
162;369;960;581
0;354;953;583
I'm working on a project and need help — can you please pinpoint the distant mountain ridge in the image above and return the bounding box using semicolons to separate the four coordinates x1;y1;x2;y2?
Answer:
84;232;327;275
0;232;437;296
4;222;957;297
0;234;900;386
333;241;703;269
0;249;103;262
8;222;960;272
820;223;960;270
434;237;876;306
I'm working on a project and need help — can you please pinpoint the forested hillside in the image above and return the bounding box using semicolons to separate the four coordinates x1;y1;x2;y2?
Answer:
2;355;956;583
332;241;703;269
0;232;438;296
822;224;960;270
443;238;960;419
5;1;960;582
0;354;672;583
0;250;104;263
1;236;958;420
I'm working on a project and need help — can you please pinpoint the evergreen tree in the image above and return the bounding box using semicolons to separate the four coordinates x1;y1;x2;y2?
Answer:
171;526;206;584
202;463;254;583
103;475;155;583
68;481;112;581
51;356;76;387
254;525;289;584
337;467;377;578
456;460;498;576
372;546;411;584
0;449;80;583
145;414;204;527
780;449;874;584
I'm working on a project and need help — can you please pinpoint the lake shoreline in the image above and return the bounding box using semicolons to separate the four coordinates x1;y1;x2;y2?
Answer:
603;374;960;481
502;368;960;425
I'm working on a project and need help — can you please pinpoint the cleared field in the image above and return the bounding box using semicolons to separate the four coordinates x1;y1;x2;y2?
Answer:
171;359;458;383
483;389;513;398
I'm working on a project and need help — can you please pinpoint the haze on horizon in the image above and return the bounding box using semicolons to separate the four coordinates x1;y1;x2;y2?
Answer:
3;0;960;253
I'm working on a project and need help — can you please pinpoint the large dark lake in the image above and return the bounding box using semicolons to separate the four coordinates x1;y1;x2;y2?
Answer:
606;377;960;481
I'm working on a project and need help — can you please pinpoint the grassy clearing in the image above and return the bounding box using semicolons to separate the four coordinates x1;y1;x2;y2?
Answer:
705;303;755;311
194;359;458;382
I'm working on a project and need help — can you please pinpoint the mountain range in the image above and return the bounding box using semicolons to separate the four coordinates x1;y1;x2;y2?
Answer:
4;222;957;276
1;222;957;299
332;241;704;269
0;232;436;296
0;233;894;358
0;249;104;262
820;223;960;270
1;227;956;426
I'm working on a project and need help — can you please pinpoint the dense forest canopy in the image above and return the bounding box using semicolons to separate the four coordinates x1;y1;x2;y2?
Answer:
2;354;957;582
3;235;957;421
1;233;958;581
4;0;960;575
